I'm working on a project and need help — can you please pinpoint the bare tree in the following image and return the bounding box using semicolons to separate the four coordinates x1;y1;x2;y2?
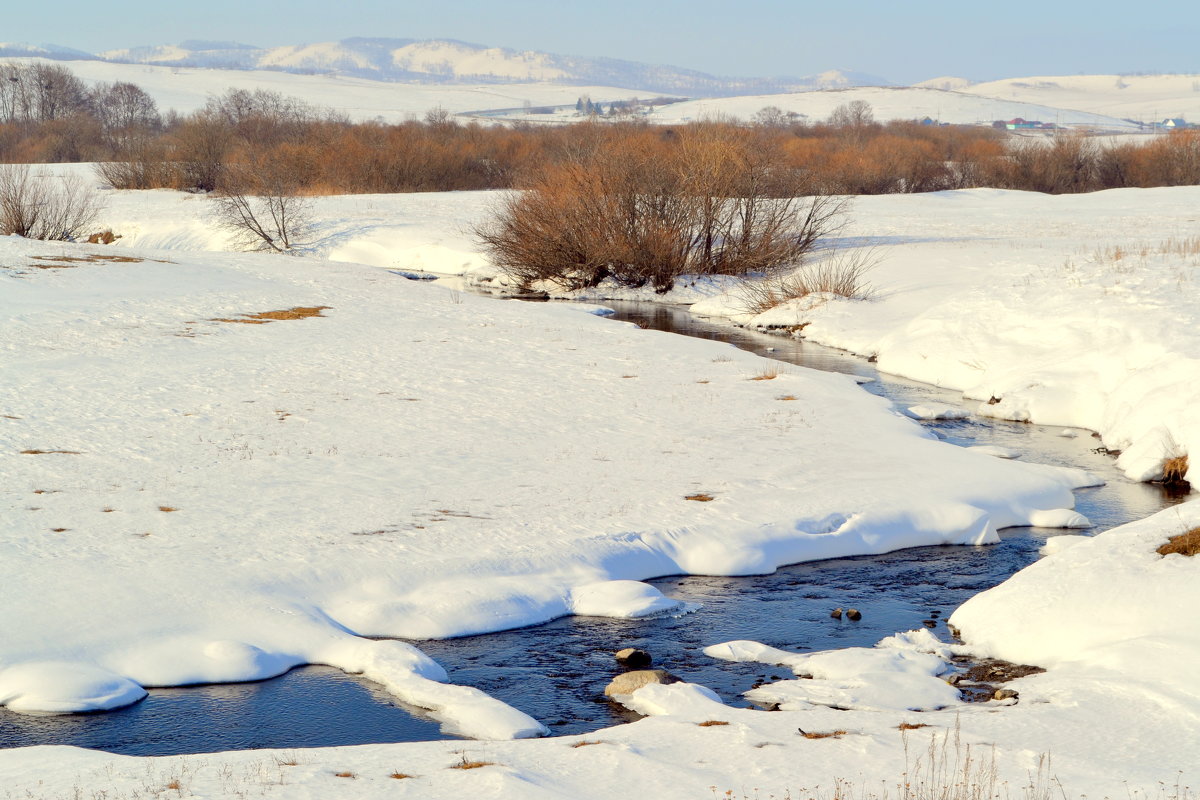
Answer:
0;164;105;240
210;156;314;253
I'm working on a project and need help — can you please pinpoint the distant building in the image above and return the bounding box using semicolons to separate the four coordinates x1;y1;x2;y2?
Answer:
1161;118;1189;129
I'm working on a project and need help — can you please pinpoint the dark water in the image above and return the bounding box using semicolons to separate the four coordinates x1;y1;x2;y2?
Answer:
0;300;1184;755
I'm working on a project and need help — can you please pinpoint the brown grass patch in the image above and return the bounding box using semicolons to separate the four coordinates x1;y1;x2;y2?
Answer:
1159;527;1200;557
158;506;178;513
1162;455;1189;484
164;780;182;791
801;730;847;739
621;374;638;379
1;414;20;419
50;528;69;533
450;760;494;770
698;720;730;727
333;770;355;778
776;395;798;401
21;449;81;455
685;493;715;502
28;254;148;268
570;740;604;748
102;507;115;513
749;366;782;380
898;722;931;731
389;771;413;779
209;306;330;325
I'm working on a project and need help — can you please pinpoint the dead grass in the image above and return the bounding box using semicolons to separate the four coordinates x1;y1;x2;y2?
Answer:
333;770;355;778
776;394;798;401
27;253;158;268
101;507;115;513
898;722;931;731
1159;527;1200;557
389;771;413;779
158;506;178;513
164;780;182;791
50;528;69;533
570;740;604;748
1162;454;1189;484
20;449;81;455
685;493;715;502
1;414;20;419
450;760;494;770
736;247;879;314
749;367;781;381
698;720;730;727
801;729;848;739
209;306;331;324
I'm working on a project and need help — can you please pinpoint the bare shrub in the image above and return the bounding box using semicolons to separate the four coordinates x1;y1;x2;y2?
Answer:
0;164;104;240
210;154;315;253
476;124;848;293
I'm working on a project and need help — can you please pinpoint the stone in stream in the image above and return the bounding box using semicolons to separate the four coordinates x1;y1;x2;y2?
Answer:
614;648;652;668
604;670;680;697
830;607;843;619
846;608;862;621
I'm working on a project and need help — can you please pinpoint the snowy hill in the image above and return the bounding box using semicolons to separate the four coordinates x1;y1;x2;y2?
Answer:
642;86;1141;131
961;73;1200;123
3;37;889;97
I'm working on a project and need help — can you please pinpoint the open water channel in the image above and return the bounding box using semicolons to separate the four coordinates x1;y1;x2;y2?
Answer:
0;300;1185;756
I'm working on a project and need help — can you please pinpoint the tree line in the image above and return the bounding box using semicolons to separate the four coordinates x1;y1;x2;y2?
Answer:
1;61;1199;196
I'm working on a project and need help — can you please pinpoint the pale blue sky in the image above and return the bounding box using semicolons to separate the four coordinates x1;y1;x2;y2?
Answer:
9;0;1199;83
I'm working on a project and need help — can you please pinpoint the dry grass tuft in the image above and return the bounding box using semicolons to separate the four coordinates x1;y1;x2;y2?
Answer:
164;780;182;791
450;760;494;770
158;506;178;513
21;449;81;455
801;730;847;739
333;771;356;778
685;493;715;502
1159;527;1200;557
1162;455;1189;484
776;395;798;401
210;306;331;324
50;528;69;533
698;720;730;727
101;507;115;513
749;366;781;381
389;771;413;779
1;414;20;419
898;722;931;731
571;740;604;748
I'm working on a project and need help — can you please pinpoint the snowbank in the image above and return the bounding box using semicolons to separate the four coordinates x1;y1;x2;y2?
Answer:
689;187;1200;485
1;229;1091;724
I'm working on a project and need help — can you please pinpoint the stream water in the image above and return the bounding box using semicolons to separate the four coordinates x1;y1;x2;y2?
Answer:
0;300;1185;756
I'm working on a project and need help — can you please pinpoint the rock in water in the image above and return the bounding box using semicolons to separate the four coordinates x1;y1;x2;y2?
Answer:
604;670;679;697
615;648;652;668
846;608;862;621
830;607;843;619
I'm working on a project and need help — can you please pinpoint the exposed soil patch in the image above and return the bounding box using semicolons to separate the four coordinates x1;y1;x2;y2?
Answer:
209;306;331;325
950;656;1044;702
1159;527;1200;557
27;254;168;269
800;729;847;739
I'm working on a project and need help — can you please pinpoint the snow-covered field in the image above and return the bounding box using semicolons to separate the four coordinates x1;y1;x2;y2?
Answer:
1;177;1199;797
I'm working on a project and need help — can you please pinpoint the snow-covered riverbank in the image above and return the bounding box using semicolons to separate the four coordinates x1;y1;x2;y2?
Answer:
2;176;1197;797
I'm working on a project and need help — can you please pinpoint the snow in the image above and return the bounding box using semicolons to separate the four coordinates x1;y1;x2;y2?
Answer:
2;173;1199;798
643;86;1140;130
689;186;1200;486
962;73;1200;123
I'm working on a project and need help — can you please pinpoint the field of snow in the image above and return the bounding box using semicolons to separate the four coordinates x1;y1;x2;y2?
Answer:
962;73;1200;124
639;85;1141;129
2;175;1199;797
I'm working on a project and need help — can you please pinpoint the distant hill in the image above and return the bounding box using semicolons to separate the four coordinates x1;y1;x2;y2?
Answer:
0;37;891;97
